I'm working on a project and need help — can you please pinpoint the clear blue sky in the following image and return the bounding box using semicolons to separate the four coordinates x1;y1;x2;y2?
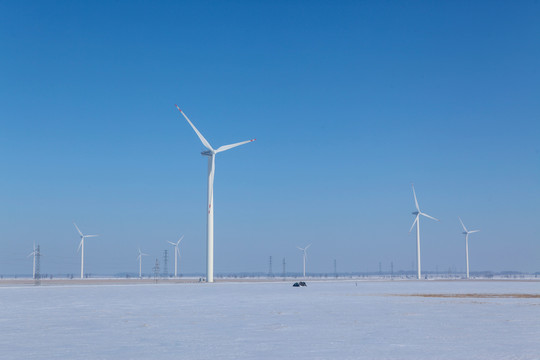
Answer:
1;1;539;276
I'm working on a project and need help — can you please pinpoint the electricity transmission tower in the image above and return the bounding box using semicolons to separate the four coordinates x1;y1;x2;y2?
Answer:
268;256;273;278
334;259;337;279
153;258;160;283
282;258;286;280
163;250;169;278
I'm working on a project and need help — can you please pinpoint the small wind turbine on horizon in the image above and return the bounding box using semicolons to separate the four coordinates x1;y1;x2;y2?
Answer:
137;248;149;279
167;235;184;278
297;244;312;278
409;184;439;280
74;223;99;279
28;243;38;280
459;217;479;279
176;105;255;283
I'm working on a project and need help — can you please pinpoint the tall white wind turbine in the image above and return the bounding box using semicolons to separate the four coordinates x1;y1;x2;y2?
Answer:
167;235;184;278
176;105;255;283
74;223;99;279
297;244;312;278
409;184;439;280
137;248;149;279
459;217;479;279
28;243;37;280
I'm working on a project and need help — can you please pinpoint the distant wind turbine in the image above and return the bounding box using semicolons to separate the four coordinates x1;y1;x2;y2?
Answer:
167;235;184;278
459;217;479;279
176;105;255;283
74;223;99;279
137;248;149;279
409;184;439;279
297;244;312;278
28;243;37;280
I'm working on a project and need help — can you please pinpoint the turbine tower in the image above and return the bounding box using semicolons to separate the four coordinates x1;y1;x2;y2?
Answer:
297;244;312;278
176;105;255;283
137;248;149;279
409;184;438;280
167;235;184;278
459;217;479;279
74;223;99;279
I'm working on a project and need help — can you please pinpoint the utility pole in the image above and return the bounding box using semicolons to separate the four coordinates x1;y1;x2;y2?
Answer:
282;258;286;280
391;261;394;279
153;258;160;283
379;261;382;276
334;259;337;279
163;250;168;278
268;256;273;278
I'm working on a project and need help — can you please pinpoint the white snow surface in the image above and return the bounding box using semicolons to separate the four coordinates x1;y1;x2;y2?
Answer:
1;280;539;359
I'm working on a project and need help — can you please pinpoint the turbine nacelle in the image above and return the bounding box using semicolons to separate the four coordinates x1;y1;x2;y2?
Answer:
459;217;480;236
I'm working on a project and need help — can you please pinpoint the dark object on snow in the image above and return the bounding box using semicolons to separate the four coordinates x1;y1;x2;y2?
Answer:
293;282;300;287
293;281;307;287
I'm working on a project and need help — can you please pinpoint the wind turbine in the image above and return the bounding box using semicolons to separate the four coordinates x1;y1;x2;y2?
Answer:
28;243;37;280
137;248;149;279
176;105;255;283
74;223;99;279
167;235;184;278
297;244;312;278
459;217;479;279
409;184;439;280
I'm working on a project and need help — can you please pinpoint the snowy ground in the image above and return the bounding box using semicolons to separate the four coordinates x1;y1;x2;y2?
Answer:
1;280;539;359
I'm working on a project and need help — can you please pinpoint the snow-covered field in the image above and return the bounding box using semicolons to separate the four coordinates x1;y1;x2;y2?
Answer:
1;280;539;359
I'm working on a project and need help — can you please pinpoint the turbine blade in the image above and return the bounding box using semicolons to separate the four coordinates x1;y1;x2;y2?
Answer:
458;217;468;232
421;212;439;221
177;235;185;245
409;215;418;233
27;252;34;257
175;105;214;151
412;184;420;212
77;239;83;252
167;241;176;246
468;230;480;234
305;244;312;250
297;247;304;251
73;223;83;236
215;139;256;153
85;234;99;238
